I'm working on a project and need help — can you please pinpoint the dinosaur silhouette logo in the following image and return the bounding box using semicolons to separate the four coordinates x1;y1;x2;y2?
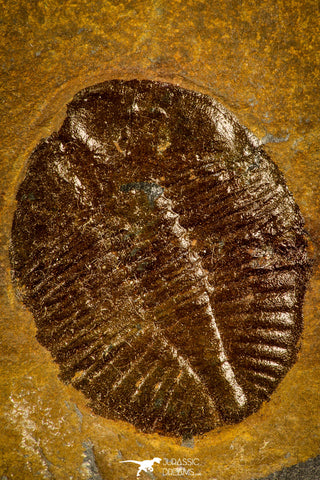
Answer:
120;457;162;477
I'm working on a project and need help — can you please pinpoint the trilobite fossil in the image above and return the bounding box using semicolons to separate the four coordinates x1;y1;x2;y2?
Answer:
10;79;311;436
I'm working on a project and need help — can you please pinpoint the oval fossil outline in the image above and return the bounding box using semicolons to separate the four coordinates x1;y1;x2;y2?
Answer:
10;79;311;436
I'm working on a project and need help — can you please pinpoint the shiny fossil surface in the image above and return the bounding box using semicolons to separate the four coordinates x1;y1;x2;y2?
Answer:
10;80;311;437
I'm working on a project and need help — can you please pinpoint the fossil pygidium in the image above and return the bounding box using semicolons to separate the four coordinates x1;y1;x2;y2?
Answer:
10;80;311;436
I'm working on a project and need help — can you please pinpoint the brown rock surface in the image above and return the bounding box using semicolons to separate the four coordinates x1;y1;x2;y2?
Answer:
0;1;319;479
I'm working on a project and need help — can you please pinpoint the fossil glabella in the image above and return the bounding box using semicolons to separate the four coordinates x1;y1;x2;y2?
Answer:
10;80;311;436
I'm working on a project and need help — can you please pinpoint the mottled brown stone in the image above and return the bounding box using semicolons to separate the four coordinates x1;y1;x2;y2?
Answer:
1;1;320;479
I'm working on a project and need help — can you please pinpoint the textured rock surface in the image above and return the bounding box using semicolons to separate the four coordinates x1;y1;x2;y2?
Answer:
1;0;320;479
253;454;320;480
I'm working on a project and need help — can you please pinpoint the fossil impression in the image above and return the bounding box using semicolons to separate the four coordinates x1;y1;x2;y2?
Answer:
11;80;311;436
